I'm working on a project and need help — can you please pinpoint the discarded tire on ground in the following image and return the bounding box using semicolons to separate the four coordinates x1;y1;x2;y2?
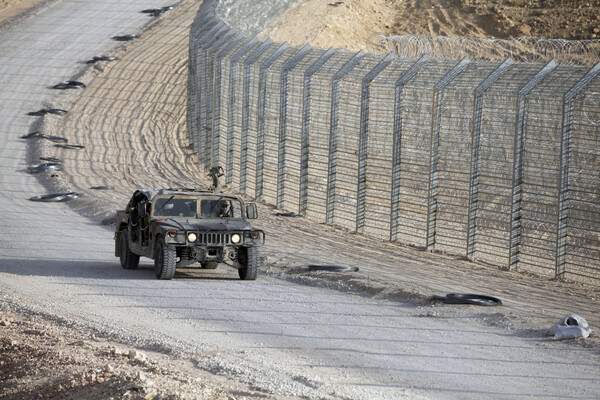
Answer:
54;144;85;150
112;34;139;41
87;55;118;63
27;108;68;116
308;265;360;272
432;293;502;306
274;212;300;217
21;132;68;143
40;157;61;163
90;185;114;190
52;80;86;89
29;192;82;202
27;163;63;173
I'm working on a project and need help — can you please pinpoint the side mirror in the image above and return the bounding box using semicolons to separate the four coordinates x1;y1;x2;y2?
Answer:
246;203;258;219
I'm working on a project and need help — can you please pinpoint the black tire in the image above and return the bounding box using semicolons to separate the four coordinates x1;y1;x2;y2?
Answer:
154;240;176;280
238;247;259;280
308;264;359;272
201;262;218;269
119;232;139;270
432;293;502;306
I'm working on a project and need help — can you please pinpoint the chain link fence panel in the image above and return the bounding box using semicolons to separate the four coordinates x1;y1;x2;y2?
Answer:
188;0;600;285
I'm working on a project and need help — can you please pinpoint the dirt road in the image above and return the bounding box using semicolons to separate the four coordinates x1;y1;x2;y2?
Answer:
1;1;600;399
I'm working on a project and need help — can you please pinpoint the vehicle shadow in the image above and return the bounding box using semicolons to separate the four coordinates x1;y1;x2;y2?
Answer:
0;258;240;281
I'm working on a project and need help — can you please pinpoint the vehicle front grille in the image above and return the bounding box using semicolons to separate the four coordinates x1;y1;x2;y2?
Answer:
198;232;231;246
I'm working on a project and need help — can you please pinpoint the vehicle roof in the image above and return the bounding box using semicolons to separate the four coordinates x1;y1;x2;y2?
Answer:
133;188;239;201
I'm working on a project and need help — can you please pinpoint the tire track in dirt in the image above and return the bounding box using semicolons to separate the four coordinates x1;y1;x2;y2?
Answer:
41;1;203;221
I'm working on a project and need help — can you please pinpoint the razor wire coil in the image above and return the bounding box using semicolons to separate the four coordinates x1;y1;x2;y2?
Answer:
368;34;600;66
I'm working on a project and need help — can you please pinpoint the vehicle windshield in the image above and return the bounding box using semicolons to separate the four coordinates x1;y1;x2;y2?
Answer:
152;195;243;219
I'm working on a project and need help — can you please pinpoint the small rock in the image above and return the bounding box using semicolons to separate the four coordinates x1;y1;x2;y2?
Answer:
593;27;600;33
0;317;10;326
133;379;155;390
519;24;532;36
129;349;147;362
112;347;126;357
143;390;157;399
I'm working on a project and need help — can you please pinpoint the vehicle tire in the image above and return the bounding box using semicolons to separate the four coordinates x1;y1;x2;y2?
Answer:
201;262;218;269
154;240;176;280
238;247;258;281
119;232;139;270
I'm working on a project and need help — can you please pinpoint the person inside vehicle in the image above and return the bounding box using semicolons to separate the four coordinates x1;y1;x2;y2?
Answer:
219;202;230;217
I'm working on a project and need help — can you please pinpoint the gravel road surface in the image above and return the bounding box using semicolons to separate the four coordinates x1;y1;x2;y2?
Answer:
1;1;599;399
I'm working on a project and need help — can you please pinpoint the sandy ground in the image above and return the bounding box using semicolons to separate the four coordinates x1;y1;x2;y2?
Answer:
0;0;47;26
262;0;600;52
2;0;600;399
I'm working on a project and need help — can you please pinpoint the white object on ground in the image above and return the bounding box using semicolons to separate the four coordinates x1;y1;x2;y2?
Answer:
548;314;592;340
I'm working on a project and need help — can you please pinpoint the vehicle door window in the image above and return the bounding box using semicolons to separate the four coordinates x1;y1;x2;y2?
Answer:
154;198;197;218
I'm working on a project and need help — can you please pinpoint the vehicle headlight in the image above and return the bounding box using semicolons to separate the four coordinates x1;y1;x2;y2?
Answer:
167;230;177;238
231;233;241;244
187;232;197;243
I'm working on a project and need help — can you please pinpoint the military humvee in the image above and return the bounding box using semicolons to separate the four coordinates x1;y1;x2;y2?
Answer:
114;186;264;280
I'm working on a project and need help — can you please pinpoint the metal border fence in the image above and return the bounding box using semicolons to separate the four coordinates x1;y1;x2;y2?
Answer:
188;0;600;285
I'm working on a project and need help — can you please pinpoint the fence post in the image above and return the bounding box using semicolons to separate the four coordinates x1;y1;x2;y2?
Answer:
211;33;244;169
197;23;228;167
326;51;365;225
508;60;557;269
299;48;338;215
226;37;260;185
356;53;396;233
555;61;600;278
254;42;291;198
275;44;313;207
204;29;237;169
240;39;274;193
426;57;471;251
187;15;218;147
467;58;513;258
390;55;430;242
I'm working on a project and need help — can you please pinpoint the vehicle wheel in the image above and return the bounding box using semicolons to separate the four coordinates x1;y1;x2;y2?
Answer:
119;232;139;270
154;240;176;280
238;247;258;280
201;262;218;269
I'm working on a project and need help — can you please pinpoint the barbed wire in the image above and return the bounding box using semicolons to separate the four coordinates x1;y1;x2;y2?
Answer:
367;34;600;66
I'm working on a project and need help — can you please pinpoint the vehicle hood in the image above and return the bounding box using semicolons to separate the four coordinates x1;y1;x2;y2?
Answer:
155;218;254;231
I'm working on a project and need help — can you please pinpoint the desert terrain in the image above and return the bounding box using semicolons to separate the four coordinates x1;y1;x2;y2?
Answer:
1;1;600;399
263;0;600;52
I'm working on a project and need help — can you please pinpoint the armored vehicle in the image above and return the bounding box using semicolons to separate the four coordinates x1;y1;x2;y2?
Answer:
114;188;264;280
